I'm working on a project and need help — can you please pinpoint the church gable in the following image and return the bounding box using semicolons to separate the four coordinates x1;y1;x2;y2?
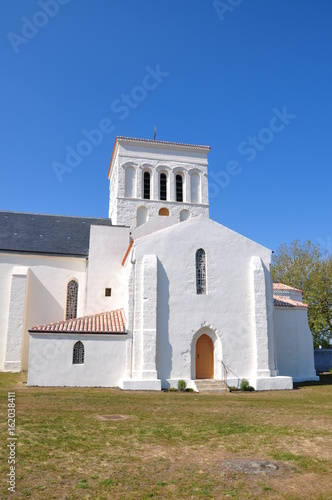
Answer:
133;216;272;268
128;216;277;386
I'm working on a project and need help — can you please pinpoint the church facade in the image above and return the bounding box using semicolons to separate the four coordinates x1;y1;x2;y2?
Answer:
0;137;318;390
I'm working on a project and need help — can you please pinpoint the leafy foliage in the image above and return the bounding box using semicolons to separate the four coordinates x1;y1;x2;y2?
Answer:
240;378;250;391
240;379;254;392
229;386;238;392
271;240;332;347
177;379;187;391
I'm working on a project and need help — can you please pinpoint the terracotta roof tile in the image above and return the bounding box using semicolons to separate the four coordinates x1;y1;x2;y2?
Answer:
273;295;308;308
273;283;303;293
29;309;126;334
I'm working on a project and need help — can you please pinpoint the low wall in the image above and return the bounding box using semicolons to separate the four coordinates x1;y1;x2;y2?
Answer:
314;349;332;373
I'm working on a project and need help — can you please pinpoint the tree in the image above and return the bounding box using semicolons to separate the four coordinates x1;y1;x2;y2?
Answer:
271;240;332;348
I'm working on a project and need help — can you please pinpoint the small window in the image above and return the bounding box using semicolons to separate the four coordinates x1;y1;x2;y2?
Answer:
196;248;206;295
66;280;78;320
137;206;148;226
73;341;84;364
159;208;169;216
160;173;167;201
143;171;150;200
176;174;183;202
180;209;190;222
105;288;112;297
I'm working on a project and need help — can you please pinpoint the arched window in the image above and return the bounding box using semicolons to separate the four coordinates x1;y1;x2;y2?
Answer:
191;173;200;204
160;173;167;201
66;280;78;320
176;174;183;202
143;171;151;200
125;167;136;198
159;208;169;216
137;206;148;226
73;341;84;364
180;209;190;222
196;249;206;295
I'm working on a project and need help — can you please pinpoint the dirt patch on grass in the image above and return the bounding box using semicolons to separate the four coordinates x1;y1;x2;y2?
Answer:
96;414;136;421
224;460;279;474
282;435;332;461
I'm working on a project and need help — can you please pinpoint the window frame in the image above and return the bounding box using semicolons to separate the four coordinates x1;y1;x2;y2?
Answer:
196;248;207;295
176;174;183;202
66;279;78;320
159;172;167;201
143;171;151;200
73;341;84;365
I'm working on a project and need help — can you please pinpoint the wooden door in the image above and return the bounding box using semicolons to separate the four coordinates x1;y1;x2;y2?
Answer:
196;334;214;379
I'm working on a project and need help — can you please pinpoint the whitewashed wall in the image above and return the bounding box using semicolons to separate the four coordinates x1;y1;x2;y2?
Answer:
28;334;127;387
0;253;86;371
274;307;318;381
114;198;208;228
85;225;130;316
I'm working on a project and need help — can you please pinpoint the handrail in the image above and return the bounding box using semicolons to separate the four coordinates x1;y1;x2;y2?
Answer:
221;360;227;387
221;361;241;388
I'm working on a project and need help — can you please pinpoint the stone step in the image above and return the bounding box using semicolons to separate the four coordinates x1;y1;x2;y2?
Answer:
195;379;228;393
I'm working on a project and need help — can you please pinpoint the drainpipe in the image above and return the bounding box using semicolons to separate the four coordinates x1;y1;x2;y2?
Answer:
130;246;136;378
84;257;89;315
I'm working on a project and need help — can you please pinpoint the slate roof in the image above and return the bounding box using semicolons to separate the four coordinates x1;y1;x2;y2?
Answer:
0;211;115;257
29;309;126;334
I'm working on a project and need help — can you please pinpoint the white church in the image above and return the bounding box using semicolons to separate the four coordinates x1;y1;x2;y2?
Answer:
0;136;318;390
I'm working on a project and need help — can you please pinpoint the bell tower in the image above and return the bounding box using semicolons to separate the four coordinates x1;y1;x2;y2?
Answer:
107;136;211;228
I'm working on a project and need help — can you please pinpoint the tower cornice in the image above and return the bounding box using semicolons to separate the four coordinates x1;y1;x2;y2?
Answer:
107;136;211;179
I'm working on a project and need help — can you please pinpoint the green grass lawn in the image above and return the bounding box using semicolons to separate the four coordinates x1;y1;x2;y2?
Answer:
1;373;332;499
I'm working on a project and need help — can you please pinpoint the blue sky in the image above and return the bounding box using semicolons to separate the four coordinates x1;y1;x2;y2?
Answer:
1;0;331;253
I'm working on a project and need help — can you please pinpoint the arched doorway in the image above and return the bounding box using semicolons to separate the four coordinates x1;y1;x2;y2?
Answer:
196;334;214;379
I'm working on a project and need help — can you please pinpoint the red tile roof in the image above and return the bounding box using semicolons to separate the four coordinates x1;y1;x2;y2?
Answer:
273;295;308;308
273;283;303;293
29;309;126;334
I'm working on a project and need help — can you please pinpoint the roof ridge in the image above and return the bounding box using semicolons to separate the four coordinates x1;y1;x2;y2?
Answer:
29;309;127;334
116;135;211;150
273;282;303;293
273;294;308;308
0;210;113;221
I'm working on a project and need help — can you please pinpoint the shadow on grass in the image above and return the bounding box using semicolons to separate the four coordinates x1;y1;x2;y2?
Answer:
293;373;332;389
